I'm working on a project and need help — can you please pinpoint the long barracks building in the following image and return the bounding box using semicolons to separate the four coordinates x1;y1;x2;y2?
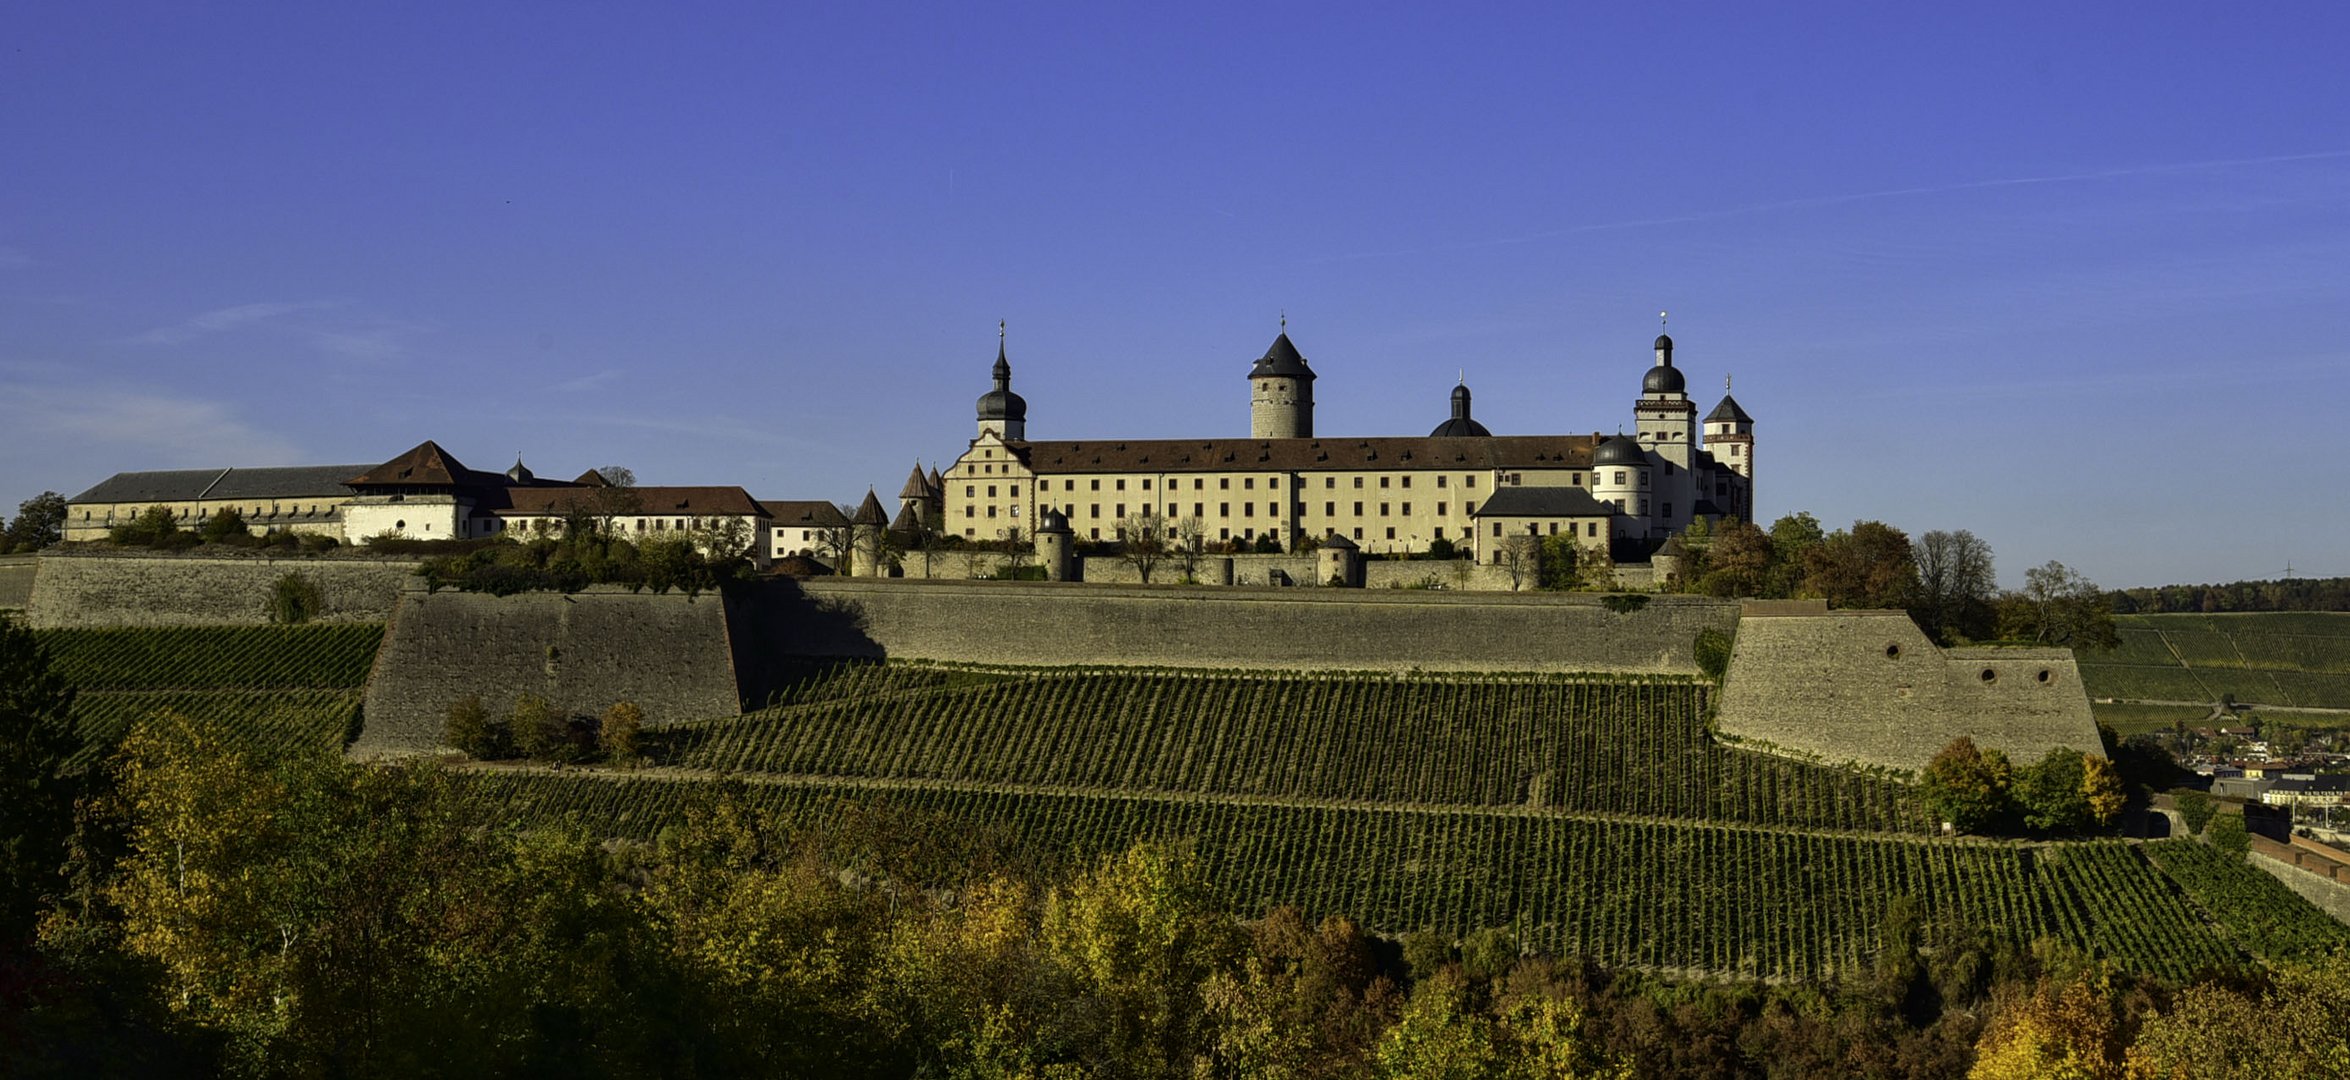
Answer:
935;327;1756;564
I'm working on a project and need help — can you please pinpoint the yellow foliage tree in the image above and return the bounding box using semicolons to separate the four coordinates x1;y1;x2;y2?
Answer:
2081;755;2126;827
1968;973;2124;1080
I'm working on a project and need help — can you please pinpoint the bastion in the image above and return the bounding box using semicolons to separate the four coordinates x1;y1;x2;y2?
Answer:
1714;605;2102;773
25;549;419;628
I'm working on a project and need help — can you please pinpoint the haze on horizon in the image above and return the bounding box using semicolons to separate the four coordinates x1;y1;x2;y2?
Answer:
3;2;2345;591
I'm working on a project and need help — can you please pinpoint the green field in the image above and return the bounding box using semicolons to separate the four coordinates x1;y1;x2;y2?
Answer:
36;624;382;765
2078;612;2350;710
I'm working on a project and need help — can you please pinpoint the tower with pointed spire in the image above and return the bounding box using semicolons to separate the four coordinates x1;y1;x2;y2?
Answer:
1704;374;1755;519
1247;319;1315;439
976;322;1027;441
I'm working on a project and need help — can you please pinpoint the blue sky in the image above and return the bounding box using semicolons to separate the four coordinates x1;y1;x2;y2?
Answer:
4;3;2345;589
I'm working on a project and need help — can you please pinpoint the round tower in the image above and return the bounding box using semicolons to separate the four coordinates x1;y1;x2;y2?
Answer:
976;324;1027;442
1704;376;1756;520
1590;435;1649;540
1247;327;1315;439
849;489;889;577
1035;507;1074;582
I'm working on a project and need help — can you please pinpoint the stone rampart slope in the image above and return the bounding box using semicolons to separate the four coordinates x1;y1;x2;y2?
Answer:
26;551;419;627
0;558;31;611
1715;607;2101;773
760;579;1737;673
356;586;740;756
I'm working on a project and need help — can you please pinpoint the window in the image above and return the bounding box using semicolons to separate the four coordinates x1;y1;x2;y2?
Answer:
1434;527;1445;539
1244;478;1255;490
965;506;975;518
1379;476;1390;489
1548;523;1558;535
1242;503;1255;518
1401;502;1411;516
1663;462;1674;475
1219;502;1230;516
1588;522;1598;537
986;506;997;518
1466;500;1477;514
965;485;975;497
987;485;997;497
1090;479;1101;491
1401;476;1411;489
1662;503;1672;518
1220;478;1231;490
1436;502;1447;515
1639;472;1649;488
1324;502;1335;516
1574;474;1584;486
1269;477;1280;489
1193;478;1204;490
1115;503;1125;517
1141;479;1151;490
1385;528;1395;539
1638;499;1648;515
1465;476;1478;488
1379;503;1390;516
1436;475;1447;488
1492;523;1502;537
1353;501;1363;515
1353;477;1363;488
1613;471;1625;484
1088;505;1100;518
1732;444;1742;457
967;528;976;537
1220;528;1231;539
1324;477;1335;488
1509;473;1522;485
1115;479;1125;491
1090;528;1100;539
1352;528;1363;539
1010;485;1019;496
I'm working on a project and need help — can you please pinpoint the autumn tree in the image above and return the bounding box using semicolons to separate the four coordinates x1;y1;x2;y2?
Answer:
1802;520;1918;609
1697;518;1772;598
1998;561;2120;651
1040;842;1241;1077
443;693;500;758
2125;950;2350;1078
1967;972;2125;1080
0;613;79;946
2014;748;2120;836
1912;529;1998;643
601;701;644;765
1920;737;2016;834
4;491;66;552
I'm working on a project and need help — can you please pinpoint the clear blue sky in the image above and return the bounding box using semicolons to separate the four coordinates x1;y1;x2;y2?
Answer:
5;3;2345;589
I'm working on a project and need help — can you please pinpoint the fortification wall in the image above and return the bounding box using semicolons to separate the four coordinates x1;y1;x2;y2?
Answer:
0;558;32;611
25;551;420;628
1715;609;2102;773
356;585;740;756
749;579;1736;673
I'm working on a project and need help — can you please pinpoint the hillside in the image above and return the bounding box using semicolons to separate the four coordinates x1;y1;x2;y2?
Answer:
2078;612;2350;730
37;624;2350;984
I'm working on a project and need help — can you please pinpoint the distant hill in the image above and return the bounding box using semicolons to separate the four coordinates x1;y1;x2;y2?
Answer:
2078;612;2350;732
2112;576;2350;614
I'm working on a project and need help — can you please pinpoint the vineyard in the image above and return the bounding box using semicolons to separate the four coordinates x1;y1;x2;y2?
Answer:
37;624;383;764
657;664;1929;832
2079;613;2350;709
2142;839;2350;963
461;769;2262;982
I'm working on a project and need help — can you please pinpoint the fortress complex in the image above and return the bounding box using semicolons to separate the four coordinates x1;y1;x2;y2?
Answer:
936;326;1756;564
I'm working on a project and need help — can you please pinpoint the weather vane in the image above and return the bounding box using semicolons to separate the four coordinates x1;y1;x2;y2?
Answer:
1280;310;1287;332
1659;310;1668;331
1726;373;1733;392
998;319;1005;341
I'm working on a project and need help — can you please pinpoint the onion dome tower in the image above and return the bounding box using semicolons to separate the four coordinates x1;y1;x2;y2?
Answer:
1248;317;1315;439
505;457;535;485
1428;379;1493;437
976;322;1027;441
1590;434;1649;539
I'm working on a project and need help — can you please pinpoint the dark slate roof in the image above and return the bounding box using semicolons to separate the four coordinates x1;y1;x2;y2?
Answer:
495;486;766;518
572;469;611;487
1428;383;1493;438
1470;486;1616;519
1009;434;1596;475
888;503;923;534
1591;436;1646;467
1705;395;1753;424
761;500;850;528
1654;333;1673;351
851;490;889;526
899;463;934;499
1642;363;1685;395
1247;332;1315;379
1320;532;1358;550
346;440;500;488
69;464;375;505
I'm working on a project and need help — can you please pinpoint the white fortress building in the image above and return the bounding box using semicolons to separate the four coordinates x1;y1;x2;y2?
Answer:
938;325;1756;565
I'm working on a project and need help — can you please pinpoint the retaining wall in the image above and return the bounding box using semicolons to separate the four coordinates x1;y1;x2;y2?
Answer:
754;579;1737;673
1715;608;2103;773
355;585;741;756
26;550;420;628
0;558;31;611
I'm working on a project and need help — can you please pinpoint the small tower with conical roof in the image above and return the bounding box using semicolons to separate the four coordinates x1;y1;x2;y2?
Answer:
976;323;1027;442
1248;320;1315;439
1705;376;1755;518
897;461;942;532
850;489;889;577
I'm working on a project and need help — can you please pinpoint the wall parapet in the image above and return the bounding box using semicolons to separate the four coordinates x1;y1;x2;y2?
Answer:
26;550;422;628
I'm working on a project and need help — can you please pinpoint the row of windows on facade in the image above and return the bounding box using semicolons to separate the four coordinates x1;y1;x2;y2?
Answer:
956;465;1725;506
966;498;1482;520
962;524;1455;544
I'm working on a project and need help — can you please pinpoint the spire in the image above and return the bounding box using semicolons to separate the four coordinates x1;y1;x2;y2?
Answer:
852;488;888;526
899;462;932;499
992;320;1010;387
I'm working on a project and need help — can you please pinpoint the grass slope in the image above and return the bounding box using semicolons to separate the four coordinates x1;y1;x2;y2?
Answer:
36;624;382;763
2081;612;2350;712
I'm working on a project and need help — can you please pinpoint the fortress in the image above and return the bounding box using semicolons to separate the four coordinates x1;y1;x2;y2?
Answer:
924;325;1755;566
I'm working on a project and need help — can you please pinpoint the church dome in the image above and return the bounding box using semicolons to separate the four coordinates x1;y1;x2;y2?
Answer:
1428;382;1492;437
1654;333;1673;351
978;346;1026;424
1592;436;1646;468
1642;363;1685;395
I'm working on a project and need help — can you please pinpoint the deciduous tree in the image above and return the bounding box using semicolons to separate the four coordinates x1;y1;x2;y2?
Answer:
4;491;66;552
1802;520;1918;609
1920;737;2016;834
1998;562;2120;651
1912;529;1998;643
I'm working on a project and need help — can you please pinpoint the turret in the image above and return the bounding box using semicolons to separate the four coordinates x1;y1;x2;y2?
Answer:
1634;326;1697;532
850;489;888;577
1035;507;1074;581
1705;379;1756;519
1428;380;1493;438
1248;325;1315;439
1590;435;1650;540
976;325;1027;441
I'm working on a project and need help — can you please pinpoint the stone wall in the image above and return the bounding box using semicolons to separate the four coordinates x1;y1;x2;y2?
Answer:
0;558;32;611
25;550;421;628
1714;608;2102;773
356;585;741;756
756;579;1737;673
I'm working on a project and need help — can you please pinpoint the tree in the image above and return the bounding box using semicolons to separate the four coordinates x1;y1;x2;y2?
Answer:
1802;520;1917;609
1912;529;1997;643
601;701;644;765
1173;516;1207;582
1765;512;1824;597
1967;973;2125;1080
511;694;561;760
444;694;499;758
1698;519;1771;598
2125;950;2350;1078
198;507;249;544
2015;748;2100;836
993;525;1032;580
2079;756;2126;827
110;505;181;547
1496;534;1539;592
1537;535;1580;591
2207;813;2249;855
1998;562;2120;651
4;491;65;552
0;613;79;946
2174;790;2216;835
594;465;636;489
268;573;325;625
819;507;857;575
688;515;756;565
1920;737;2016;834
1116;513;1167;583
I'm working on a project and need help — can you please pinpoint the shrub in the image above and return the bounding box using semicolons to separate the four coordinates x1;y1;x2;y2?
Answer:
1599;593;1650;614
297;532;339;552
601;701;644;764
511;694;560;759
199;508;250;544
267;573;325;625
1920;737;2016;834
2174;789;2215;836
110;505;181;546
1694;627;1733;682
2016;747;2097;835
444;694;502;758
2208;814;2250;855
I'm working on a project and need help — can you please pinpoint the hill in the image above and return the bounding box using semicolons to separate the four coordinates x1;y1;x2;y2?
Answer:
2077;612;2350;730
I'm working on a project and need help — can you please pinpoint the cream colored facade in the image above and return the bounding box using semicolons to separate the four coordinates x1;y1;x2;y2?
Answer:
938;329;1756;566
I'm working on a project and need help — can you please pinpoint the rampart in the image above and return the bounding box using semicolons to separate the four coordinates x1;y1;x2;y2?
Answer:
0;557;32;611
1714;608;2102;773
356;585;740;756
25;550;421;628
747;579;1738;673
